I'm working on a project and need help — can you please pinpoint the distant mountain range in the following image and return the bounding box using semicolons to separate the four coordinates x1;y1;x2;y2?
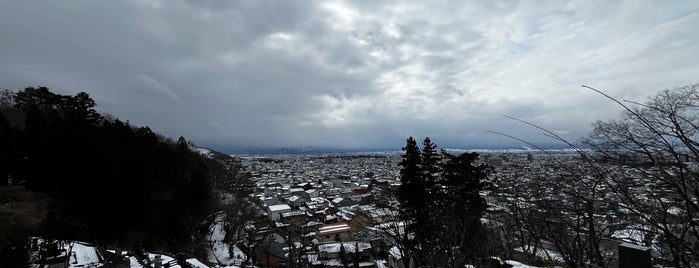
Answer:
206;143;579;155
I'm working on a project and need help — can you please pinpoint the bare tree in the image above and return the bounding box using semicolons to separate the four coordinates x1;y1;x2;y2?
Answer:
495;172;551;264
495;84;699;267
203;154;260;266
493;154;616;267
581;84;699;267
364;189;415;268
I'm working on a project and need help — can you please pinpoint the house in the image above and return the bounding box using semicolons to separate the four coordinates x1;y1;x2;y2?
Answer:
353;188;369;194
348;211;373;229
298;182;314;191
318;222;352;242
263;182;283;196
317;242;374;268
325;188;341;196
337;207;357;222
265;196;285;207
355;206;398;224
280;210;309;225
267;204;292;221
305;189;319;198
324;214;338;224
369;179;389;190
286;195;307;210
254;236;289;268
288;187;306;197
387;246;414;268
305;198;328;215
332;197;358;208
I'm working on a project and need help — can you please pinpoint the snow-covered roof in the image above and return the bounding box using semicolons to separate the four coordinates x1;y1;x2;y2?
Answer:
317;241;371;253
358;261;375;267
318;222;351;235
268;204;291;212
619;242;651;251
310;197;326;203
281;210;306;217
303;221;323;228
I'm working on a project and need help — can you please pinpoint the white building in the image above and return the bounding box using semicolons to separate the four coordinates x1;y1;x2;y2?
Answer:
267;204;291;221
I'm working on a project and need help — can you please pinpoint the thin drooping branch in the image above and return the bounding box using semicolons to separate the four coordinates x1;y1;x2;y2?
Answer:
491;84;699;267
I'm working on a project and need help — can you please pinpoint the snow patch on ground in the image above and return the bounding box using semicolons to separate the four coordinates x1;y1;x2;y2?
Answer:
59;241;212;268
187;258;212;268
208;216;246;266
64;242;101;267
129;256;143;268
506;260;540;268
130;253;214;268
147;253;181;268
192;146;214;158
514;245;564;263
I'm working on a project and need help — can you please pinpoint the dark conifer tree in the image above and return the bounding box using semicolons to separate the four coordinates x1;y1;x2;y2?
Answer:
440;150;488;229
63;92;101;128
398;137;421;206
13;87;62;111
398;137;491;266
398;137;432;265
420;137;439;173
420;137;440;195
436;151;489;264
0;112;12;184
1;87;219;255
398;137;423;220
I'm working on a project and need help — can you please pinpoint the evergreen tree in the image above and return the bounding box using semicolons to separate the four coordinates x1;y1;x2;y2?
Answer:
398;137;422;215
63;92;101;127
0;112;12;184
397;137;427;261
13;87;62;111
440;151;489;262
441;151;487;222
0;87;219;256
420;137;440;194
397;137;491;267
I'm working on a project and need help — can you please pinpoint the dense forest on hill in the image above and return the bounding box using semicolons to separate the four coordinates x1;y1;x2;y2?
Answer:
0;87;220;266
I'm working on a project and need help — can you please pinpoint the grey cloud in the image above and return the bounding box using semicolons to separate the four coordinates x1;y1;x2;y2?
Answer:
1;1;698;149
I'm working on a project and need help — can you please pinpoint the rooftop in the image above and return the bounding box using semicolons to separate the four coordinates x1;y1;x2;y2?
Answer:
318;222;351;235
268;204;291;212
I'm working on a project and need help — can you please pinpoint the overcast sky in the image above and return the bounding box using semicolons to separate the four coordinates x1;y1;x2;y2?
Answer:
1;1;698;149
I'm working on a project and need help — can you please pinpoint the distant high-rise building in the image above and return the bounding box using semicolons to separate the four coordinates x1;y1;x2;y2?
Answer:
325;155;333;164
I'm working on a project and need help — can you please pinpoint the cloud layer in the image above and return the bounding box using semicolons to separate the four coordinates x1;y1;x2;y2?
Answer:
1;0;698;149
